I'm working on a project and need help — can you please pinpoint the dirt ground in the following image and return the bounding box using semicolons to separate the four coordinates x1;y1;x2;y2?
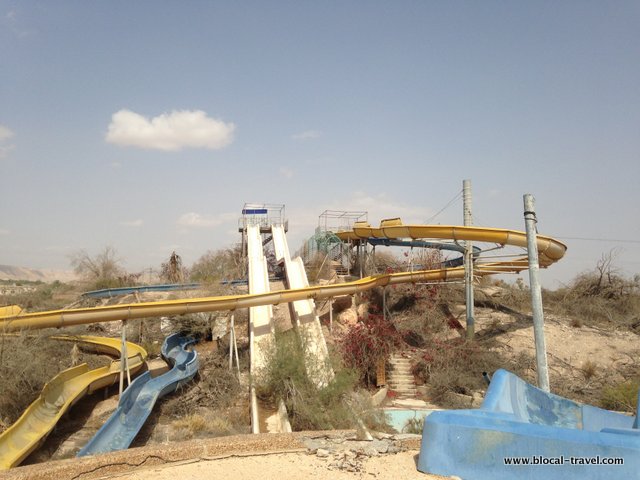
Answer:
3;432;445;480
117;450;440;480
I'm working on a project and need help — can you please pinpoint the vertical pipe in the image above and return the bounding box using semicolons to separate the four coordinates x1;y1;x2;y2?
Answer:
382;286;386;322
123;321;131;385
119;320;126;396
409;246;414;273
524;194;550;392
233;315;240;376
463;179;475;339
229;315;234;370
329;298;333;332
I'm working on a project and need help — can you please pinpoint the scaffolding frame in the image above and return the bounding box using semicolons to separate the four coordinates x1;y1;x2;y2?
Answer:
317;210;368;233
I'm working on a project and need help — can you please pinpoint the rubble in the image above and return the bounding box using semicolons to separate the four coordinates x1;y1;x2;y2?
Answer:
302;431;417;472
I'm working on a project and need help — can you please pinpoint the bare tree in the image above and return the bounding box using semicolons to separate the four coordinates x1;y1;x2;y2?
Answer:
160;251;187;283
70;246;126;289
190;246;244;283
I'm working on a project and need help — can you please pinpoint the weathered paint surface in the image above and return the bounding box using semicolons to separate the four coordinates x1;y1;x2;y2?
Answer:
418;369;639;480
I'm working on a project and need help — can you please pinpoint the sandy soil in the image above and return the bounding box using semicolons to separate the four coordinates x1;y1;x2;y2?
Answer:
3;432;445;480
117;450;443;480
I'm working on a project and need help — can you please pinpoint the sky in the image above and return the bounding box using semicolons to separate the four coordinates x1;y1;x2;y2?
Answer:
1;1;639;288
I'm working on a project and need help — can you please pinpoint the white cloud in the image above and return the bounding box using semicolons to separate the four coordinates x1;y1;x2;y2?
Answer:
0;125;15;158
279;167;294;179
177;211;236;228
292;129;322;140
4;9;36;38
121;219;143;227
105;109;235;151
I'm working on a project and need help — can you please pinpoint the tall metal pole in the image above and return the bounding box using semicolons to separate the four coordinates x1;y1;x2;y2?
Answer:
329;298;333;332
382;286;386;322
463;179;475;339
229;315;234;370
119;320;130;396
523;194;550;392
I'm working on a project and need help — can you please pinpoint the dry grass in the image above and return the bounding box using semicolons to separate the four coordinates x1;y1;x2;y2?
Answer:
0;331;101;431
600;380;639;412
170;412;236;441
581;360;598;381
0;280;77;312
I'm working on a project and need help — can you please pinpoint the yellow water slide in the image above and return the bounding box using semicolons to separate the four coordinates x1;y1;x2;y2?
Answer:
0;336;147;469
0;222;566;334
336;219;566;268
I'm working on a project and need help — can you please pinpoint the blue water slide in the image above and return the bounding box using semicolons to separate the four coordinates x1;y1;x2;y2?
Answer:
82;279;284;298
366;238;481;268
82;283;201;298
418;369;639;479
77;333;198;456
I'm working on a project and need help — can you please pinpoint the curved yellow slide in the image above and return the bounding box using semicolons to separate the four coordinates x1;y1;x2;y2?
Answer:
335;219;566;267
0;222;566;333
0;336;147;469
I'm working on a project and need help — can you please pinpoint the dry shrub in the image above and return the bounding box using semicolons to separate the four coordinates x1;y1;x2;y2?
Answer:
305;252;335;282
600;380;639;413
581;360;598;381
161;350;241;418
172;413;207;434
0;332;99;429
545;251;640;331
0;281;76;312
190;246;244;283
411;336;533;407
494;278;532;312
402;417;424;434
257;331;367;431
371;251;403;273
70;246;137;290
170;412;236;441
341;313;403;386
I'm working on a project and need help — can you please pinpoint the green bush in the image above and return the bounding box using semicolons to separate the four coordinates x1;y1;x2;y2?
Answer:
257;330;364;431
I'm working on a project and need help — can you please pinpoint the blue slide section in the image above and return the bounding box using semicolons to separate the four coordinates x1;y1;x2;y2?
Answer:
78;333;198;456
82;279;283;298
82;283;201;298
418;369;639;480
366;238;481;267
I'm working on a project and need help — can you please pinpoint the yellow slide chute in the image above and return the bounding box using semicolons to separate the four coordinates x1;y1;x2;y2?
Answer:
0;336;147;469
0;220;566;333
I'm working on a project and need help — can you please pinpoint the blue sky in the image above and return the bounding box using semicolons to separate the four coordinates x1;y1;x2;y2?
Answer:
1;1;639;287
